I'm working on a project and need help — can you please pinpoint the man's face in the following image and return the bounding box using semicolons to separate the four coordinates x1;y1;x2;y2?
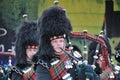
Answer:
51;38;65;55
26;48;38;61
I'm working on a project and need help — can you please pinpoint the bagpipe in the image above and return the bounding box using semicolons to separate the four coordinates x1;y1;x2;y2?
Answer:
70;31;109;69
60;46;99;80
70;31;115;80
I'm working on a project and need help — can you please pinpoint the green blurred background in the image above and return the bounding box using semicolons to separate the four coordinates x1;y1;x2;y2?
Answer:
1;0;120;32
0;0;120;63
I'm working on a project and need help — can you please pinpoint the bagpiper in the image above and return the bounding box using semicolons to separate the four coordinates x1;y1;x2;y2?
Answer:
10;15;39;80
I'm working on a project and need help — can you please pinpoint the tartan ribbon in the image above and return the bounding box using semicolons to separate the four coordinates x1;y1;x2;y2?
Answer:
22;64;36;80
11;64;36;80
101;46;110;70
100;70;109;80
49;53;71;80
23;73;36;80
100;67;115;80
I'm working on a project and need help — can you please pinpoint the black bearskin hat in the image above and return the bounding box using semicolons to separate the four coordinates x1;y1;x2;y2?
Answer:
88;41;102;75
88;36;112;75
37;6;72;60
15;20;39;65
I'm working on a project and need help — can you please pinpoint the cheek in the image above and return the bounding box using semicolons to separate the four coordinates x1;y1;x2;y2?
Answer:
51;42;57;49
26;50;34;56
61;42;65;48
33;51;37;55
26;52;30;57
